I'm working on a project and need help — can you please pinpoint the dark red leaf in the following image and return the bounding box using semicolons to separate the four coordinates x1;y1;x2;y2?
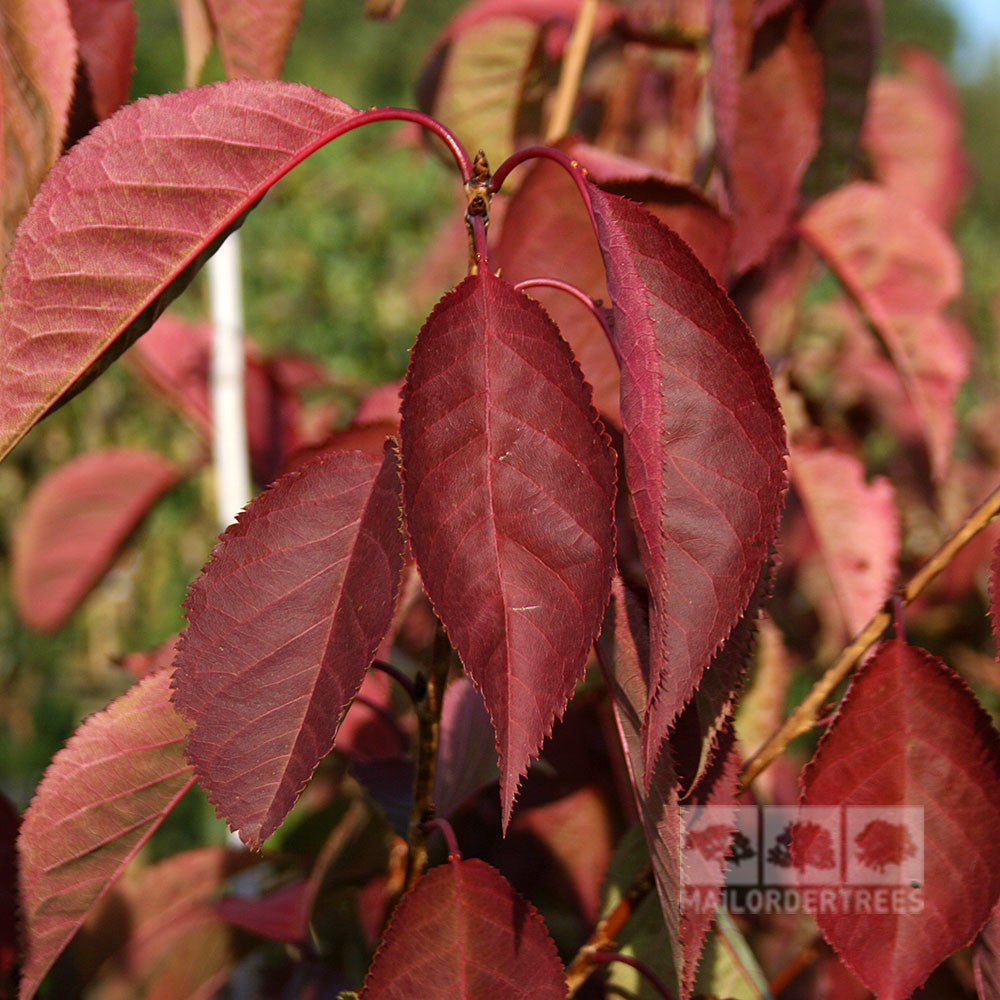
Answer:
862;48;966;228
215;879;312;945
12;448;181;632
790;443;899;637
598;578;741;998
172;445;405;848
0;792;17;994
707;0;754;164
726;8;823;273
797;639;1000;999
0;0;77;255
803;0;880;195
589;186;786;776
359;858;565;999
800;182;969;479
203;0;304;80
0;81;362;463
67;0;136;122
18;669;196;1000
400;271;616;826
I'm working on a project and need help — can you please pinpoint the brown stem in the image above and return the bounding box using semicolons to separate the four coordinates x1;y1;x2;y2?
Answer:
565;866;655;995
768;932;822;996
741;480;1000;788
403;629;451;889
546;0;600;142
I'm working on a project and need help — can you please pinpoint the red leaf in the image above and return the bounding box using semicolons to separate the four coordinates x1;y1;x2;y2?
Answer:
400;271;616;827
797;639;1000;999
359;858;565;999
18;669;196;1000
726;8;823;273
121;634;181;680
800;182;969;479
215;879;312;945
67;0;136;122
0;81;362;463
172;446;405;848
589;186;786;775
598;578;741;998
862;48;967;228
203;0;303;80
12;448;181;632
0;0;77;254
790;443;899;637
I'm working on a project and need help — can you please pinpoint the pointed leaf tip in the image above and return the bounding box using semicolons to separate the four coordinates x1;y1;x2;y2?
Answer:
172;445;405;848
589;186;786;781
400;271;617;830
360;859;565;999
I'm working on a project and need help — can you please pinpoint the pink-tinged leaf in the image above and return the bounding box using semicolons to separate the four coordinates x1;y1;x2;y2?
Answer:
12;449;181;632
589;185;786;776
172;446;405;848
434;677;499;818
790;444;899;637
400;271;616;827
803;0;880;195
0;81;362;463
121;634;181;680
67;0;136;122
0;792;17;993
800;182;969;479
0;0;77;254
974;901;1000;1000
797;639;1000;999
203;0;304;80
336;669;410;763
726;8;823;273
175;0;214;87
359;858;565;999
862;48;967;229
708;0;755;162
18;669;196;1000
215;880;312;945
597;578;741;998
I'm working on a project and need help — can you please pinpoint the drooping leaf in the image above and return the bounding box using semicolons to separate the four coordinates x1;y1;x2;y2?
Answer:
66;0;136;123
726;8;823;273
0;81;363;463
862;48;966;228
800;181;969;479
203;0;304;80
0;792;17;994
790;443;899;637
18;669;196;1000
12;448;181;632
400;271;616;827
598;578;742;998
589;185;786;775
433;677;500;819
802;0;880;195
359;858;566;999
172;446;405;848
797;639;1000;999
0;0;77;255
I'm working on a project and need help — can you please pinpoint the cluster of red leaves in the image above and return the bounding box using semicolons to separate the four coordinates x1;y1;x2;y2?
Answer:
2;1;1000;1000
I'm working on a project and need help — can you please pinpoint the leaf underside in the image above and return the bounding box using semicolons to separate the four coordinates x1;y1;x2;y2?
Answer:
0;80;361;463
203;0;304;80
400;271;616;828
172;446;405;848
797;639;1000;999
18;669;195;1000
359;858;566;999
589;185;786;780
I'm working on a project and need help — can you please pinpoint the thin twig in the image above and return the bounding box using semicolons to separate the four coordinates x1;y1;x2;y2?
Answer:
513;277;619;361
370;658;417;703
546;0;600;142
742;480;1000;788
423;817;462;861
565;866;655;995
768;932;822;996
589;952;677;1000
403;630;451;888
